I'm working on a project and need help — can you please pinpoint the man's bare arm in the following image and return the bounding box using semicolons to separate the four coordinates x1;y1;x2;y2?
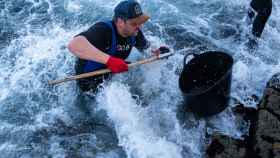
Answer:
67;36;110;64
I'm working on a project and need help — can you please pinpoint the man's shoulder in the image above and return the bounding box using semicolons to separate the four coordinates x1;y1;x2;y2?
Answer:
77;21;113;45
89;21;113;32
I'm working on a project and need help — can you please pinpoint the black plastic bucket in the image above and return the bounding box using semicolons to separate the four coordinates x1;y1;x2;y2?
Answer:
179;51;233;117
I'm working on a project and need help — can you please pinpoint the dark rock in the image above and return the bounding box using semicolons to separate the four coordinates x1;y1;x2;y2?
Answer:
206;138;225;157
206;133;246;158
255;110;280;153
206;73;280;158
263;89;280;116
254;139;273;158
231;104;259;158
232;104;247;114
232;104;258;122
254;73;280;158
266;73;280;92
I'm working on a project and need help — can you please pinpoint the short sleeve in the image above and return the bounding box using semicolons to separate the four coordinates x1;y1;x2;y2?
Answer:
78;22;112;52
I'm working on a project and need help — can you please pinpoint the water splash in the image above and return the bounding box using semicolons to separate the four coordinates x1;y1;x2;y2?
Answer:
97;82;183;158
1;0;280;157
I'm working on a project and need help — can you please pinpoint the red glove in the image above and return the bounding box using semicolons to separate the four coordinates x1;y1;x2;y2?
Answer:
106;56;128;73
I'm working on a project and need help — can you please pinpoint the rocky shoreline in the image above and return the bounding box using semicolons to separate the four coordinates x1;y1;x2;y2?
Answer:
205;73;280;158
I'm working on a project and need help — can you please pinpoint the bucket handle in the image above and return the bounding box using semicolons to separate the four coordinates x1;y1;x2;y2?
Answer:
183;53;199;66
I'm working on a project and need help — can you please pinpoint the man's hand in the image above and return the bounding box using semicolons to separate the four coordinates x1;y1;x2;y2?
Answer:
106;56;128;73
152;46;170;57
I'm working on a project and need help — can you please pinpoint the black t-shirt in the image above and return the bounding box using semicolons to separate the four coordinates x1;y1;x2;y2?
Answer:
78;21;149;59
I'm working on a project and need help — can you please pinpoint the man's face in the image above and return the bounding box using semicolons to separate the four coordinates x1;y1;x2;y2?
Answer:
122;19;143;36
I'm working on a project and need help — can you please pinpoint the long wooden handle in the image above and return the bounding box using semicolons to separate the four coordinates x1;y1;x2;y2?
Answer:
48;52;173;85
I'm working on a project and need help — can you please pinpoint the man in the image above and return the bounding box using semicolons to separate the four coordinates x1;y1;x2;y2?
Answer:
68;0;164;92
247;0;272;38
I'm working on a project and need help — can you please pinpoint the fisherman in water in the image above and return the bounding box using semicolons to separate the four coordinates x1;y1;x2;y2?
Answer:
68;0;168;92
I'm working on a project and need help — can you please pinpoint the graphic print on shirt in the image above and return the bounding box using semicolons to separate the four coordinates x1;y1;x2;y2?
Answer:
117;44;131;52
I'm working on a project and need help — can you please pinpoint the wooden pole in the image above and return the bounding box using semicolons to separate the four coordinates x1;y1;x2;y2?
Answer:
48;52;173;85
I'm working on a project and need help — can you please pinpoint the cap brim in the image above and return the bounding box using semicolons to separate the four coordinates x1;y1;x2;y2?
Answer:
130;14;150;25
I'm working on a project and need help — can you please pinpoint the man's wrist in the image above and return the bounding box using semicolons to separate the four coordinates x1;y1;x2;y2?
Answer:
88;51;110;64
104;55;110;64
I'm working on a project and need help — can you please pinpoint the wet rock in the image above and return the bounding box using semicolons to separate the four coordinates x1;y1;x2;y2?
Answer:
255;109;280;157
206;103;259;158
259;88;280;116
266;93;280;116
255;139;273;158
232;104;259;158
205;72;280;158
206;133;246;158
253;73;280;158
206;138;224;157
266;73;280;92
232;104;258;122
